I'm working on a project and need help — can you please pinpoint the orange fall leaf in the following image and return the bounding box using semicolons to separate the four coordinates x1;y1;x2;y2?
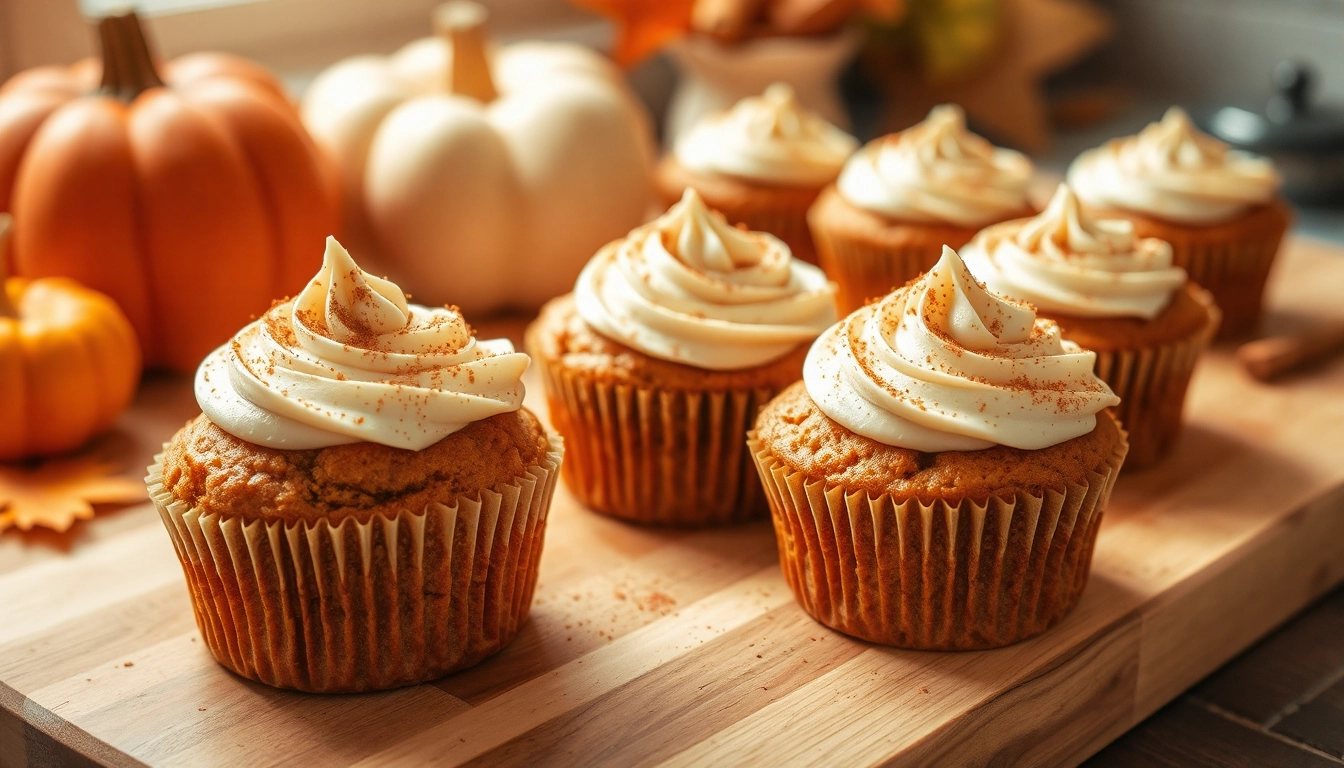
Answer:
0;458;147;534
574;0;695;67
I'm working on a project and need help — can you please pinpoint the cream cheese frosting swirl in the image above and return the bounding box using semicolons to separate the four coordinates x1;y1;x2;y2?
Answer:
962;184;1187;319
1067;106;1281;226
804;245;1119;451
674;83;858;186
836;104;1033;227
195;237;527;450
575;189;837;370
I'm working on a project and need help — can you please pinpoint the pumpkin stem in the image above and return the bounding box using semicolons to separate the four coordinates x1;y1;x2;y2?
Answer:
0;214;16;319
98;11;164;101
434;2;498;104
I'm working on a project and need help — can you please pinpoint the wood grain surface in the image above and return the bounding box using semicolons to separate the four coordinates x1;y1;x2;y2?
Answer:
3;238;1344;768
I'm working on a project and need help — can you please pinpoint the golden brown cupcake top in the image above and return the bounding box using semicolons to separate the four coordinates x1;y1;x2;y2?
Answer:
161;409;550;523
527;293;810;392
1038;282;1217;353
755;381;1125;502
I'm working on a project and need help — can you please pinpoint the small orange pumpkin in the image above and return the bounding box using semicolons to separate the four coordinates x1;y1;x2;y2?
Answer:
0;12;338;371
0;214;141;462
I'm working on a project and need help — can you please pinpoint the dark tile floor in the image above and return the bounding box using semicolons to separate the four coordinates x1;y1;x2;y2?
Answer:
1085;586;1344;767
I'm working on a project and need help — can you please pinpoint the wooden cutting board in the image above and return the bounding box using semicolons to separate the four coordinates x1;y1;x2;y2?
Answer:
3;238;1344;768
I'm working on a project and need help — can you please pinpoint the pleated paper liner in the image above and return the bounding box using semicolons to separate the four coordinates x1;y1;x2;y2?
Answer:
812;227;944;316
1124;199;1291;340
1168;234;1282;340
806;186;993;316
147;436;563;693
726;203;819;267
748;428;1128;650
540;361;777;526
1092;287;1220;470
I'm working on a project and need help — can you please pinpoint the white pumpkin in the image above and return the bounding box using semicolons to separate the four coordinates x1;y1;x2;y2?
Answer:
301;2;655;313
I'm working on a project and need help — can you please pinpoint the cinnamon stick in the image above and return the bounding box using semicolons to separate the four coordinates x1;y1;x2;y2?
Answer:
1236;322;1344;382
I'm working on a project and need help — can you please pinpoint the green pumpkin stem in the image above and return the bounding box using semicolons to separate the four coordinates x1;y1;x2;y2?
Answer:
98;12;164;101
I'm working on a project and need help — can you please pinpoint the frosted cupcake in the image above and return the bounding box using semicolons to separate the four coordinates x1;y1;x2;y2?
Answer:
149;237;563;693
963;184;1219;468
1067;107;1289;339
526;189;836;525
751;245;1127;650
809;104;1035;314
656;83;858;265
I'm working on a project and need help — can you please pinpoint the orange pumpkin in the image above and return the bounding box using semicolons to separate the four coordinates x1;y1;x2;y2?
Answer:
0;214;141;462
0;12;338;371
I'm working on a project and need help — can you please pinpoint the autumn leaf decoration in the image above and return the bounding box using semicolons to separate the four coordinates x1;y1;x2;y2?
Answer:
573;0;695;67
573;0;907;68
0;458;146;534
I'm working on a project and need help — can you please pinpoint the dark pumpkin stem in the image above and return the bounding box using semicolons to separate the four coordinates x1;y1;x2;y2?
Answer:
98;12;164;101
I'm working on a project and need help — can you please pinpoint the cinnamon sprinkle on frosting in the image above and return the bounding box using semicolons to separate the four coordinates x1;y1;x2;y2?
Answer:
195;237;528;450
574;189;836;371
803;244;1118;452
963;183;1187;320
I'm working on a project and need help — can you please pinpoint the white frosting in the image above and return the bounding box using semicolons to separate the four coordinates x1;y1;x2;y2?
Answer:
575;189;837;370
1067;107;1281;226
836;104;1033;228
804;245;1118;452
196;237;527;450
674;83;858;186
962;184;1187;319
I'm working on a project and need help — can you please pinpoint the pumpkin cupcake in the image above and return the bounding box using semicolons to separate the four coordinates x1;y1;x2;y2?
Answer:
809;104;1035;315
656;83;858;266
751;245;1127;650
1067;107;1289;339
527;189;836;526
963;184;1219;469
148;237;563;693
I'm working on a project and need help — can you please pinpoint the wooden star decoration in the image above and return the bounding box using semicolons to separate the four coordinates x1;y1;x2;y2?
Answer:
877;0;1110;152
572;0;695;67
0;458;146;534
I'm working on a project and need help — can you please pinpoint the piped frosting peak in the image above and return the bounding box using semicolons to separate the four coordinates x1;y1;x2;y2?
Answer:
196;237;527;450
804;245;1118;451
574;190;837;370
1067;106;1280;225
962;184;1187;319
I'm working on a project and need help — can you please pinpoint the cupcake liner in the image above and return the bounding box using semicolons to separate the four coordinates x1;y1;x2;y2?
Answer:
1168;236;1281;340
147;436;563;693
810;220;978;316
748;431;1128;650
1092;288;1220;469
540;361;776;526
1124;201;1290;340
811;226;939;316
727;204;819;267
